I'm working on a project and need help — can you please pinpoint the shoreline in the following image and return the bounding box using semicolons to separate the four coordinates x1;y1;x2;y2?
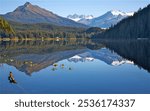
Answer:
0;37;65;41
0;37;89;42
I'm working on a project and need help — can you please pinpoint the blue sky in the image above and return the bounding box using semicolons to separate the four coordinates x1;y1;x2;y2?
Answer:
0;0;149;17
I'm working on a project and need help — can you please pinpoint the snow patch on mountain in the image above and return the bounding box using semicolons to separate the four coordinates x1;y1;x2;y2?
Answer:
110;10;134;16
126;12;134;16
111;60;134;66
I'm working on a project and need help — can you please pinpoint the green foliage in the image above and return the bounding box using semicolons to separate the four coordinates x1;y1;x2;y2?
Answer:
0;16;15;35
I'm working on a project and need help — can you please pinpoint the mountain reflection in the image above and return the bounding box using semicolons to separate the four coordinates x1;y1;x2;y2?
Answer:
67;48;133;66
0;39;101;75
0;39;150;75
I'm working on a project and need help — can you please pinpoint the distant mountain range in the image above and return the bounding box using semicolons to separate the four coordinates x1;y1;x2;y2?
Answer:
67;10;134;28
1;2;87;28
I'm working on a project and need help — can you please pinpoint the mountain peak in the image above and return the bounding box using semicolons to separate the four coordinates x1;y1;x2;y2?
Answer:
3;2;87;28
24;2;32;7
13;2;33;12
109;10;126;16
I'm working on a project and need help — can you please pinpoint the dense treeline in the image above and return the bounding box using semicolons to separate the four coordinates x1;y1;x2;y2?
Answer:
96;4;150;39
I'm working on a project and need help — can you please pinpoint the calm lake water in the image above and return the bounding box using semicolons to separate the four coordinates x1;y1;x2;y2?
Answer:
0;39;150;94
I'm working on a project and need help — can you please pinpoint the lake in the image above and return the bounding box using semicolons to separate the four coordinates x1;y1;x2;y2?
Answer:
0;39;150;94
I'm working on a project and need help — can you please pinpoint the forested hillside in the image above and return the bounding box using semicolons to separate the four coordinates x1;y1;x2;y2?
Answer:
96;4;150;39
9;21;87;39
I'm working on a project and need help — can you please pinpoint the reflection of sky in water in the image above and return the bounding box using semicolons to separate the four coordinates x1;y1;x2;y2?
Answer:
0;55;150;94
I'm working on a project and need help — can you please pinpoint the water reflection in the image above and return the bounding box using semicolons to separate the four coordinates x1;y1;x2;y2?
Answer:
67;48;134;66
0;39;150;93
0;39;97;75
94;40;150;73
1;39;149;74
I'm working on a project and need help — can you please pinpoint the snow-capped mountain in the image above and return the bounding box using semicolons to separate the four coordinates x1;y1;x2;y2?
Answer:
67;14;94;22
88;10;134;28
67;10;134;28
68;48;134;66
